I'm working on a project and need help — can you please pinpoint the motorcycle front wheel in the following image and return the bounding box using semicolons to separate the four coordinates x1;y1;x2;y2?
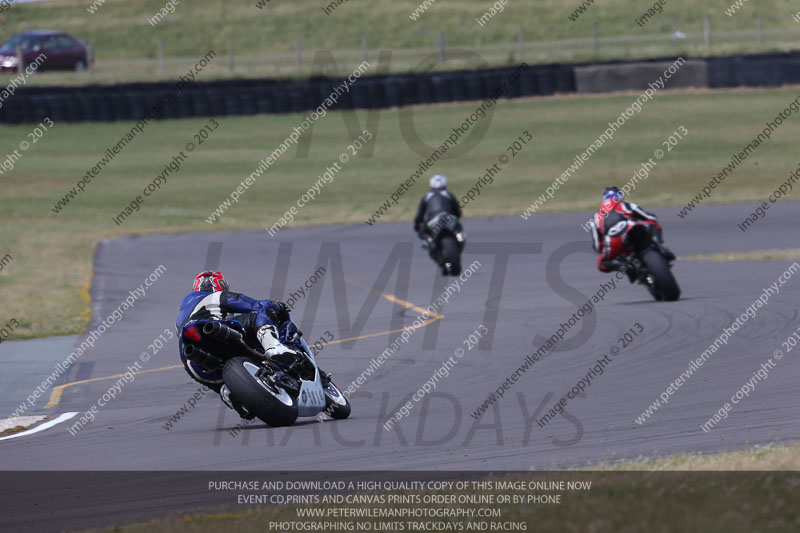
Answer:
322;380;351;419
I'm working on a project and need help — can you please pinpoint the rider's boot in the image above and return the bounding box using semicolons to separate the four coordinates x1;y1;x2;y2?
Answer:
660;244;676;262
257;324;298;368
601;258;637;283
651;225;676;262
621;263;639;283
320;370;332;388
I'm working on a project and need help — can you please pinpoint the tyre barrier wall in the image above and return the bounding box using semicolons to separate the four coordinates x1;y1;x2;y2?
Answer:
0;64;574;125
2;51;800;124
706;51;800;89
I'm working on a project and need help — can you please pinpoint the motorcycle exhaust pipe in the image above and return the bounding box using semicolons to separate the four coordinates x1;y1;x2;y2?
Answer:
183;344;222;370
201;321;276;368
202;321;243;344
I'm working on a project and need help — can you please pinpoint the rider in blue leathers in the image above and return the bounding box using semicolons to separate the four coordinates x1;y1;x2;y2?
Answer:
176;270;304;419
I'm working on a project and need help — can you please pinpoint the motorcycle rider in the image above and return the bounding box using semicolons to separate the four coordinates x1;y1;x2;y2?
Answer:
176;270;308;420
590;187;675;278
414;174;463;274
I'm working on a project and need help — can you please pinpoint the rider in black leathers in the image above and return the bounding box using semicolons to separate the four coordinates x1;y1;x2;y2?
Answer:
414;175;463;273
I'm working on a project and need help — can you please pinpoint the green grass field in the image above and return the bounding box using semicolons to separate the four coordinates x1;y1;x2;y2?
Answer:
2;0;800;84
2;85;800;338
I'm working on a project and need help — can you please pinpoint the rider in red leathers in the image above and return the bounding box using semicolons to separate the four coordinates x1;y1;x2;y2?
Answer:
589;187;675;277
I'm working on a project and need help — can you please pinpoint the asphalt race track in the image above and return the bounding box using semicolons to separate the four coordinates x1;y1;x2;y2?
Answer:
2;202;799;476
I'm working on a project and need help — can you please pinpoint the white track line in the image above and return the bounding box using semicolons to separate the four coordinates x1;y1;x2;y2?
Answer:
0;412;78;442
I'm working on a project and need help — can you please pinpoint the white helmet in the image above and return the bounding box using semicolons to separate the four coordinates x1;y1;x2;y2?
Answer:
429;174;447;189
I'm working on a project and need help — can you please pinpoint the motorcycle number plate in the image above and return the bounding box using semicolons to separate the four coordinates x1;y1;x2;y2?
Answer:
301;389;324;405
296;382;326;416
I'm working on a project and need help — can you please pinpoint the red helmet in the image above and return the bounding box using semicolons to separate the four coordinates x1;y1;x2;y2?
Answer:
192;270;229;292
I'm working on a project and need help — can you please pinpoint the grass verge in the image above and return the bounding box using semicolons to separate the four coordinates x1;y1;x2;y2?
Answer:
0;425;26;436
591;442;800;470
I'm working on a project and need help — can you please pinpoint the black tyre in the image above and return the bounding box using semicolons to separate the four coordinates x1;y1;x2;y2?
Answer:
440;234;461;276
642;249;680;302
322;380;351;420
222;357;298;427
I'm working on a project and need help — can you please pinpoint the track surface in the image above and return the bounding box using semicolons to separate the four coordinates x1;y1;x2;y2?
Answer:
0;335;78;417
1;202;799;474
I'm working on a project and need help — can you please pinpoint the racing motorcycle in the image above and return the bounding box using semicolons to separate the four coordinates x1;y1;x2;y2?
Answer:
610;219;680;302
422;212;466;276
181;320;350;427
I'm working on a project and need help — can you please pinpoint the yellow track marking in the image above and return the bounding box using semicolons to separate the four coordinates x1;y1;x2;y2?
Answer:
43;290;443;410
681;249;800;262
43;364;183;409
327;314;443;346
381;293;444;319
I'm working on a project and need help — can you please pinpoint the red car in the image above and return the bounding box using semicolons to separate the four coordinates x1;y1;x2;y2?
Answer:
0;30;91;73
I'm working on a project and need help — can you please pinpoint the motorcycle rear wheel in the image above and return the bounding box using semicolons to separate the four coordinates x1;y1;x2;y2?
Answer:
440;234;461;276
223;357;298;427
642;249;680;302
